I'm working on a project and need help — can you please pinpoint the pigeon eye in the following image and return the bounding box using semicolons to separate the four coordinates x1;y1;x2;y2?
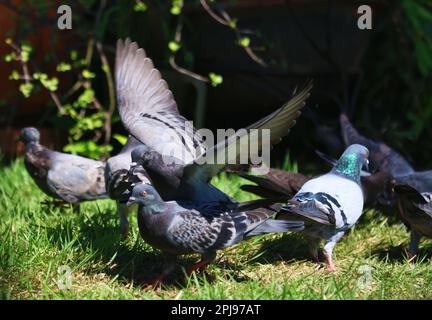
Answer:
140;191;147;196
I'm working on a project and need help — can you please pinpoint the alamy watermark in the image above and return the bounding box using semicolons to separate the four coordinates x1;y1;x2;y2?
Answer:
57;265;72;290
149;120;272;174
57;5;72;30
357;5;372;30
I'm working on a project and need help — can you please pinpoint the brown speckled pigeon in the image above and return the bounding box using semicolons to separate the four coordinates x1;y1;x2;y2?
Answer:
126;183;304;289
393;183;432;259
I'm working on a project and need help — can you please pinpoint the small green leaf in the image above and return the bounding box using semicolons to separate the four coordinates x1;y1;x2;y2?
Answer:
9;70;20;80
42;77;59;92
101;63;110;73
21;44;32;53
168;41;181;52
56;62;72;72
4;53;14;62
208;72;223;87
19;83;33;98
75;88;95;108
228;19;238;29
70;50;78;61
82;70;96;79
133;1;147;12
113;134;128;145
239;37;250;47
5;38;12;45
170;0;183;15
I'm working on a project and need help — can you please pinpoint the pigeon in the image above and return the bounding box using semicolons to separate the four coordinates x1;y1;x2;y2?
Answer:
19;127;108;212
239;154;393;213
315;149;395;211
392;169;432;256
105;135;151;237
393;183;432;258
114;38;313;209
277;144;369;272
126;183;304;289
340;113;414;177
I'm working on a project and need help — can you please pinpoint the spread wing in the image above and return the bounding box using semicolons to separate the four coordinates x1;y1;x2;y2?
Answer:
182;81;313;185
116;38;206;164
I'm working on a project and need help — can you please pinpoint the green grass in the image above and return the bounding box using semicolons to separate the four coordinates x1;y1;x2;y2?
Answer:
1;159;432;299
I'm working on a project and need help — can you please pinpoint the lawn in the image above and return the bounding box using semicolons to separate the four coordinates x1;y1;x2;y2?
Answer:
1;159;432;300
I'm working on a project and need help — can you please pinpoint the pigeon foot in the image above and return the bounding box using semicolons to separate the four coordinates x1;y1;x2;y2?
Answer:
143;272;167;292
187;259;210;275
324;253;335;272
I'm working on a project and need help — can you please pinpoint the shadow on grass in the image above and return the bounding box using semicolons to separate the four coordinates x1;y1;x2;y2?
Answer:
372;244;432;263
244;233;313;265
44;210;240;289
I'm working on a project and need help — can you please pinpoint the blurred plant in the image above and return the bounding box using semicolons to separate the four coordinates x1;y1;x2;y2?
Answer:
4;37;114;159
2;0;269;159
356;0;432;166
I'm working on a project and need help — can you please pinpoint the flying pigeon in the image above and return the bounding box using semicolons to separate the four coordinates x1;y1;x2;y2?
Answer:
105;135;151;237
393;183;432;259
19;127;108;212
114;38;313;208
277;144;369;272
126;183;304;289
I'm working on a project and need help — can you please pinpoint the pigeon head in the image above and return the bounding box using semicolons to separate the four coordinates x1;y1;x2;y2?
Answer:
19;127;40;144
332;144;369;184
126;183;162;207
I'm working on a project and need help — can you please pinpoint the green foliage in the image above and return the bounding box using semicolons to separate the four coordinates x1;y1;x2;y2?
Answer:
170;0;183;15
239;37;251;48
209;72;223;87
281;153;299;173
401;0;432;76
168;41;181;53
63;141;113;159
56;62;72;72
19;83;33;98
133;1;148;12
112;134;128;145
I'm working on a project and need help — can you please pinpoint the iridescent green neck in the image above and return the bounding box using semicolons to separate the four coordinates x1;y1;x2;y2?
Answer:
141;203;163;214
331;153;361;184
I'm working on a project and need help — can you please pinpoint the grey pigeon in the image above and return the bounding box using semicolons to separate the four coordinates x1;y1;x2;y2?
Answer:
278;144;369;272
19;127;108;212
105;135;151;237
393;183;432;258
126;183;304;288
315;150;394;211
115;38;313;208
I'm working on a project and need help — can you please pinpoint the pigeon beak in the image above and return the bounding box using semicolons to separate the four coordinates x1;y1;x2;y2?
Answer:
363;159;369;171
126;196;136;206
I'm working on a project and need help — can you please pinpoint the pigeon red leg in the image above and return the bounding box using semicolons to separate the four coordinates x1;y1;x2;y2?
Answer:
187;253;215;275
323;239;339;272
143;272;167;292
324;252;335;272
187;259;210;275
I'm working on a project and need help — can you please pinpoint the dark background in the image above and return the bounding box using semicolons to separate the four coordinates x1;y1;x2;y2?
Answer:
0;0;431;173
